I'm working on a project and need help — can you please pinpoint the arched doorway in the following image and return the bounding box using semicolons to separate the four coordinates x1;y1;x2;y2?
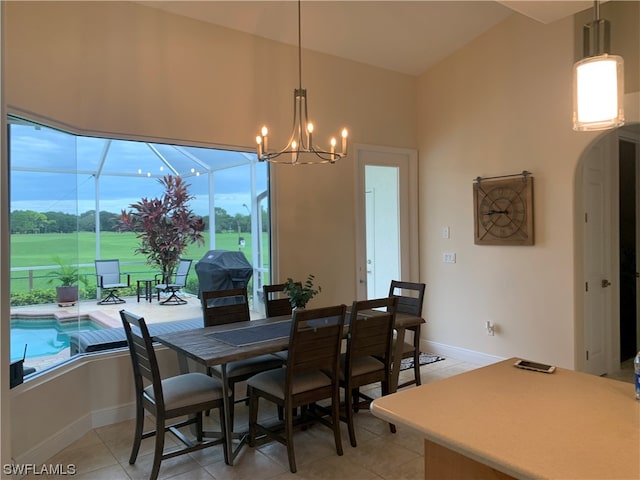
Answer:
579;122;640;376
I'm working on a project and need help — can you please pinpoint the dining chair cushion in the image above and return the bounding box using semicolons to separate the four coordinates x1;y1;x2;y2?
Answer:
339;354;385;380
144;372;225;410
212;354;283;379
247;368;332;399
394;337;417;355
272;351;288;362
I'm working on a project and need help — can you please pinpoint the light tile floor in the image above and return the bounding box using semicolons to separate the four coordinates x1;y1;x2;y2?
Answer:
23;357;480;480
15;298;636;479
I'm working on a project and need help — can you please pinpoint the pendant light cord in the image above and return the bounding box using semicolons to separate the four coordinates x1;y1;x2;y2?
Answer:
297;0;303;91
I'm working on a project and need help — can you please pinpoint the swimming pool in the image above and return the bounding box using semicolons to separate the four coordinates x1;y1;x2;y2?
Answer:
10;317;106;362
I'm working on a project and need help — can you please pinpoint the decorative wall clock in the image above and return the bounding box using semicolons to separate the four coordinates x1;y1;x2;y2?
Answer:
473;171;534;245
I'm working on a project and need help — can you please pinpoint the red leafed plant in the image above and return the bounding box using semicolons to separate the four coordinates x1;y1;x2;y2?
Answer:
117;175;205;283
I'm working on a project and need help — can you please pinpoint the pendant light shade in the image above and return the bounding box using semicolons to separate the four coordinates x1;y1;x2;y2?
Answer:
572;1;624;131
573;53;624;131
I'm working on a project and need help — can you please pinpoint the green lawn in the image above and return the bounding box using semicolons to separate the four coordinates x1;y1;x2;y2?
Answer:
10;231;270;294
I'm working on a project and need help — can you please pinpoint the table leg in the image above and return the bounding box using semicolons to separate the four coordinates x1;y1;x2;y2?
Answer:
218;364;249;465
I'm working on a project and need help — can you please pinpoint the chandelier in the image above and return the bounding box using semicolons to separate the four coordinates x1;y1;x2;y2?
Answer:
255;0;348;164
572;0;624;131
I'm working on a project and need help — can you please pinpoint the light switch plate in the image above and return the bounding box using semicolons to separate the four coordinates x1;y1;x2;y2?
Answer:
442;226;450;239
443;252;456;263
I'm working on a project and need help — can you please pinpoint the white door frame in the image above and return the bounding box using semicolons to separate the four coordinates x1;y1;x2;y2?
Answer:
354;144;419;299
581;125;640;375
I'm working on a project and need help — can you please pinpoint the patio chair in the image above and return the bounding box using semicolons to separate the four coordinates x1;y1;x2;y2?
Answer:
155;259;192;305
119;310;228;480
95;259;130;305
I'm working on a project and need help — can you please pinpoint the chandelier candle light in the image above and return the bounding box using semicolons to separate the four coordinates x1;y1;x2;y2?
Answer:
572;0;624;131
256;0;348;164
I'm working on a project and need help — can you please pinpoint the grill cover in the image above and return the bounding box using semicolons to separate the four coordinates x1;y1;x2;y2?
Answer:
195;250;253;296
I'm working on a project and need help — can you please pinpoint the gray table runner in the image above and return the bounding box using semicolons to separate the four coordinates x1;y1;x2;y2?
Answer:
208;320;292;347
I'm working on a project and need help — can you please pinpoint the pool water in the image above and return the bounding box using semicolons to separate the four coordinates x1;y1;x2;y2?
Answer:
10;318;105;362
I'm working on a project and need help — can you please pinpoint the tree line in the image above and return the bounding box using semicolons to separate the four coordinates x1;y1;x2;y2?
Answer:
10;207;268;234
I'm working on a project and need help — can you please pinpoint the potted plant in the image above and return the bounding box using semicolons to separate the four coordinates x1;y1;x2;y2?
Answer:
117;175;205;285
283;274;321;309
48;255;86;306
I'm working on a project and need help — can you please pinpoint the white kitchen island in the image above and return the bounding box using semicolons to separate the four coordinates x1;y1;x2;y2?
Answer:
371;358;639;479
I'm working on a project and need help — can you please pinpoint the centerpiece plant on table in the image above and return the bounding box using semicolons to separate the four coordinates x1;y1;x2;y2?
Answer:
283;274;321;310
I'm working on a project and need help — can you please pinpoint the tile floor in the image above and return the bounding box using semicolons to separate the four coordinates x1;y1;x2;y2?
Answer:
22;357;480;480
14;298;637;479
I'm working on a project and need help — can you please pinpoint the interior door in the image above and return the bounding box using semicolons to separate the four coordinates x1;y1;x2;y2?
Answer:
355;145;418;300
583;136;614;376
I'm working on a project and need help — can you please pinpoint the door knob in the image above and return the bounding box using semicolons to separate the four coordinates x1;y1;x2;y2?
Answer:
601;279;611;288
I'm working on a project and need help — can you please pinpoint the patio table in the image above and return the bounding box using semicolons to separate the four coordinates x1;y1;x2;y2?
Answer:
136;278;155;303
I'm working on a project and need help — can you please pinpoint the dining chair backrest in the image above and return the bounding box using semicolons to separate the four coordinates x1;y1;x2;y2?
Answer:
388;280;425;316
202;287;251;327
346;296;398;373
263;283;297;318
172;259;192;287
120;309;229;479
120;310;165;410
286;304;346;379
95;259;123;287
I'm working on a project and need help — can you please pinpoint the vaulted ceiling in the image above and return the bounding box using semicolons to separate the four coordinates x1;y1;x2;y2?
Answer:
137;1;594;76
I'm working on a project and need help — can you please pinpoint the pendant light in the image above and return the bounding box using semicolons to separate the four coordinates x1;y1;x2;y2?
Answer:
255;0;348;164
573;1;624;131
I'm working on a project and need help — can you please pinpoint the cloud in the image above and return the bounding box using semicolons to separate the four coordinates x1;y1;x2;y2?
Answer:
10;123;269;216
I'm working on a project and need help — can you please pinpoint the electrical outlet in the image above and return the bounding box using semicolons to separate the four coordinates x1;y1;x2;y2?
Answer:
442;226;450;239
486;321;495;336
443;252;456;263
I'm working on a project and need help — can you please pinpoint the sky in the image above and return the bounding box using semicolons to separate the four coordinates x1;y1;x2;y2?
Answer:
9;122;269;217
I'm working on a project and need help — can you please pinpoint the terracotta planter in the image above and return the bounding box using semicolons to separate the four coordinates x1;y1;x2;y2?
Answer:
56;285;78;306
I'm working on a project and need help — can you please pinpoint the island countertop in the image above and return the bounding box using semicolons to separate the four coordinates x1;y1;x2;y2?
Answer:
370;358;639;479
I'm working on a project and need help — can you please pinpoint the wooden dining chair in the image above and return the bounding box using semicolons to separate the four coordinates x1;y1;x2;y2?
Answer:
389;280;426;388
201;287;283;424
341;296;398;447
263;282;300;364
119;310;228;480
247;304;347;473
263;282;296;318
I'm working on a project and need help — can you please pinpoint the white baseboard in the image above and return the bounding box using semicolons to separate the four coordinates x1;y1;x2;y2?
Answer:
12;402;135;467
421;339;505;366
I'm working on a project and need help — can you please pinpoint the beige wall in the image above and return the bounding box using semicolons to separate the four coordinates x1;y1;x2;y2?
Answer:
2;0;417;464
2;0;639;467
4;0;416;306
417;4;639;369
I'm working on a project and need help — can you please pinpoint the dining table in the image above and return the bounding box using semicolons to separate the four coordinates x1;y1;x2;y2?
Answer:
154;309;424;465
